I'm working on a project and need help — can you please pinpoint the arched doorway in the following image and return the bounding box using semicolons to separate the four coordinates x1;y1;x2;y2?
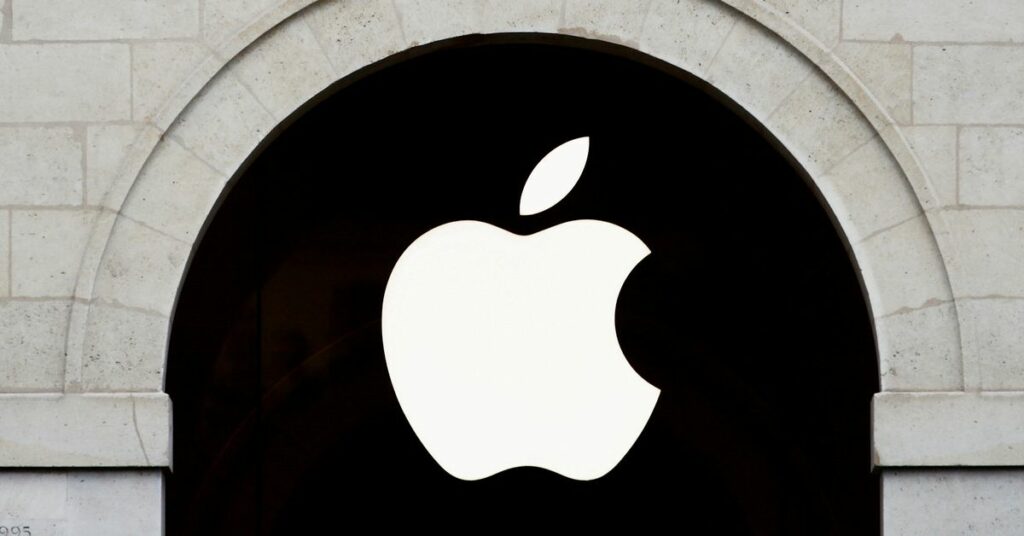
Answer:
167;35;878;535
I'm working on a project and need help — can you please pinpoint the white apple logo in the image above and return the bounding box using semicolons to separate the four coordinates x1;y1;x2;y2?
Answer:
381;137;660;481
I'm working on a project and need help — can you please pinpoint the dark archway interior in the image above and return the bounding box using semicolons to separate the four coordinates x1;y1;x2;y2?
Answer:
167;35;879;535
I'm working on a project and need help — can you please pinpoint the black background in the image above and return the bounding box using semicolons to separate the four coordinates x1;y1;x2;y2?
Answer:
167;35;879;535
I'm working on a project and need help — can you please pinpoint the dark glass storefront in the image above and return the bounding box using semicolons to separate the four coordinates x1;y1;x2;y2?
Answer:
167;35;878;535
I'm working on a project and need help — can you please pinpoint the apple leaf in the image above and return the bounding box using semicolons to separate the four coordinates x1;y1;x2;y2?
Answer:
519;136;589;216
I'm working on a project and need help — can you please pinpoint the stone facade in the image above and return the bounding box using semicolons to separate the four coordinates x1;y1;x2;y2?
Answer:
0;0;1022;533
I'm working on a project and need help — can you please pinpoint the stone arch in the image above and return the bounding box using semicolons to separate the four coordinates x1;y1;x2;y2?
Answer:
65;0;961;400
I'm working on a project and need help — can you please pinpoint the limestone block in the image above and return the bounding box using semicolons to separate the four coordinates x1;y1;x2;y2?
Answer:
960;299;1024;390
883;470;1024;535
0;211;8;298
131;40;210;123
65;211;115;308
638;0;738;78
468;0;562;34
92;216;189;316
396;0;560;44
81;304;167;392
0;472;67;522
207;0;320;69
304;0;406;78
941;209;1024;298
960;127;1024;207
92;125;162;213
816;136;921;243
204;0;280;46
228;15;336;121
874;392;1024;466
854;215;952;316
0;300;70;391
833;41;912;124
705;17;814;122
0;127;82;206
121;137;226;243
12;0;198;41
904;126;957;208
168;74;275;177
763;0;840;48
0;394;170;467
86;124;142;208
769;72;876;178
67;471;163;536
0;470;163;535
915;46;1024;125
563;0;649;44
0;44;130;122
844;0;1024;42
11;209;95;297
876;302;962;391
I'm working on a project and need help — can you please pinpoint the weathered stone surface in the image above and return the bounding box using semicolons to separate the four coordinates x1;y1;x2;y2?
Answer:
941;209;1024;299
915;46;1024;125
92;216;189;316
833;41;912;124
86;124;142;208
0;127;82;206
563;0;649;44
168;72;275;176
960;127;1024;207
131;40;210;123
960;298;1024;390
844;0;1024;43
0;471;67;521
904;126;957;208
11;209;94;297
0;470;163;535
228;15;336;121
120;137;225;243
396;0;560;44
854;215;952;316
876;302;962;391
638;0;737;78
883;470;1024;536
0;394;170;467
203;0;279;46
0;44;130;122
874;392;1024;466
67;470;164;536
764;0;840;48
817;136;920;243
81;304;167;392
304;0;406;78
0;211;8;298
12;0;198;41
0;300;69;391
705;16;815;122
770;72;876;178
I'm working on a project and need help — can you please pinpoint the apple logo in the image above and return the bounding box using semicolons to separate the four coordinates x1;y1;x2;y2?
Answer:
381;137;660;481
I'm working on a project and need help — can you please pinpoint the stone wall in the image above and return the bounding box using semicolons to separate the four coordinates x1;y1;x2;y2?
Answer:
0;1;1022;533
